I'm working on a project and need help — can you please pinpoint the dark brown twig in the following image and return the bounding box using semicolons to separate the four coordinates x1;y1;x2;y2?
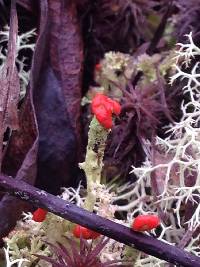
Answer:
0;174;200;267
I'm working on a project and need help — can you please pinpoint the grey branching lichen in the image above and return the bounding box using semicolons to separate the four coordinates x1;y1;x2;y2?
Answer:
3;245;29;267
115;32;200;266
0;26;36;99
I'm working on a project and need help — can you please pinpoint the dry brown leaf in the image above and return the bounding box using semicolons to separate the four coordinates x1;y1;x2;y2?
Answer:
0;0;20;169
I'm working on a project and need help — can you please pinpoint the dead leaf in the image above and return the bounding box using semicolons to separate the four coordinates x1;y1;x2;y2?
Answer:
0;0;20;170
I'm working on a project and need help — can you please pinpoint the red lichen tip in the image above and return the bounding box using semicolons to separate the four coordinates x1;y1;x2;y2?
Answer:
32;208;48;222
91;94;121;129
95;63;101;71
131;214;160;232
73;225;101;240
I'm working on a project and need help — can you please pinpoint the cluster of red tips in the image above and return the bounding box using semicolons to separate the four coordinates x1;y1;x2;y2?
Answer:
73;225;101;240
131;215;160;232
91;94;121;129
32;208;48;222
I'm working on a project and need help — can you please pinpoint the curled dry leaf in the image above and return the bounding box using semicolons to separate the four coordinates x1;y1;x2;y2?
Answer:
0;0;20;170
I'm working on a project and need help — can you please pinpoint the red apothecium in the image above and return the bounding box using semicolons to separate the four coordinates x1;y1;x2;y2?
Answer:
131;215;160;232
73;225;101;240
32;208;47;222
91;94;121;129
95;63;101;71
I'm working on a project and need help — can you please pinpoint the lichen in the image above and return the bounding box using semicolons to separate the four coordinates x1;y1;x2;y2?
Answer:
3;28;200;267
79;117;109;211
114;32;200;265
0;26;36;99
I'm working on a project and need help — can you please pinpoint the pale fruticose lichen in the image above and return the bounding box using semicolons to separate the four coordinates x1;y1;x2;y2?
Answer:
83;48;175;108
2;184;126;266
0;26;36;99
115;32;200;266
96;51;133;90
3;245;29;267
3;213;51;267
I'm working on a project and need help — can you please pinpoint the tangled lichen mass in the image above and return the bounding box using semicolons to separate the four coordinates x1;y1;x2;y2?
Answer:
1;1;200;267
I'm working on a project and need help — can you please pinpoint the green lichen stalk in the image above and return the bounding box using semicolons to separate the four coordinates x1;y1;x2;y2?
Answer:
79;117;109;211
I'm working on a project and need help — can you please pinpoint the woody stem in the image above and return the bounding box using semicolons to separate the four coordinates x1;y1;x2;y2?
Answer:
0;174;200;267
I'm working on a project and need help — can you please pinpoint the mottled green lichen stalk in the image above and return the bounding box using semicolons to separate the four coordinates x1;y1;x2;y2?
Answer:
79;117;109;211
0;26;36;99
